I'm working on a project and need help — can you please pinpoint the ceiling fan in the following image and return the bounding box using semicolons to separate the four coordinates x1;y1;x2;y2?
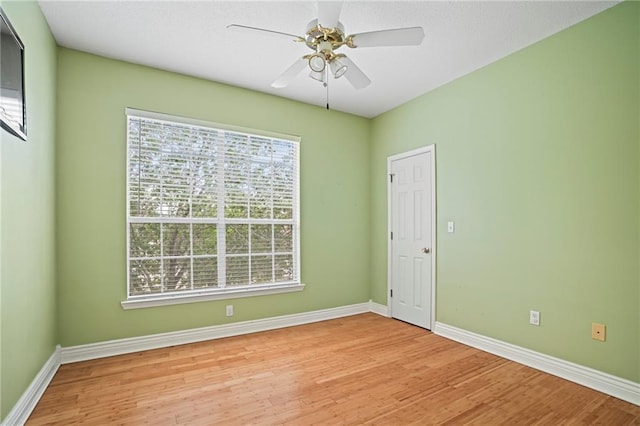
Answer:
227;1;425;92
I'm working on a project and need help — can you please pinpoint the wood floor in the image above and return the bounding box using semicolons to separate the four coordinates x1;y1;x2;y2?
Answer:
28;314;639;425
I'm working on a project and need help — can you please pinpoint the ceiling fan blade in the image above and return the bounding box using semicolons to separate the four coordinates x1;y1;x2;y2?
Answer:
317;1;343;29
340;56;371;90
227;24;302;42
271;58;308;88
349;27;425;48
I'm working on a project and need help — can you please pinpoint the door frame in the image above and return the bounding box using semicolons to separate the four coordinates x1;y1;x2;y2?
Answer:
387;144;436;329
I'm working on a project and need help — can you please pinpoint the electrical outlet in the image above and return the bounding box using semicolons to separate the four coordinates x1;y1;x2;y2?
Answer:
592;323;606;341
226;305;234;317
529;310;540;326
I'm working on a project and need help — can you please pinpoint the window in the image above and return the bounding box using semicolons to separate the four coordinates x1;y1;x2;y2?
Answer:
123;109;301;309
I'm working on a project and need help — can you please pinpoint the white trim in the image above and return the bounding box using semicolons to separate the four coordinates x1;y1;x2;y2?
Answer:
125;108;301;142
62;302;371;364
434;322;640;406
387;144;437;329
430;145;437;329
368;300;389;317
121;282;305;310
2;346;61;426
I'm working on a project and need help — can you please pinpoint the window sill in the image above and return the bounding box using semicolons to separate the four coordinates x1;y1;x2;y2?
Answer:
121;283;305;310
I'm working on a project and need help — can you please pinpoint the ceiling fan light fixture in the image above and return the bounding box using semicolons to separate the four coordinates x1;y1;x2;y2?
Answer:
330;59;348;79
309;69;326;83
308;53;326;72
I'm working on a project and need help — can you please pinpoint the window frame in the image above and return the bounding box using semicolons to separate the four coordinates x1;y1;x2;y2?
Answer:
122;108;303;310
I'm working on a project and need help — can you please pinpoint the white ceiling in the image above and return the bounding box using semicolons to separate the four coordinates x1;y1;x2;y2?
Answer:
38;0;618;118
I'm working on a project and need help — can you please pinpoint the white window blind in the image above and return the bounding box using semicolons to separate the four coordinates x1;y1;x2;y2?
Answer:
126;109;300;304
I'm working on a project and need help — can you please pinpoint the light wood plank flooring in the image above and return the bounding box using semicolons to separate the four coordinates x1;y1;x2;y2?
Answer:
28;313;640;425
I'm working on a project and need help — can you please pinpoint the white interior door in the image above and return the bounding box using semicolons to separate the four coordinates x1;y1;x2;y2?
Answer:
388;147;434;329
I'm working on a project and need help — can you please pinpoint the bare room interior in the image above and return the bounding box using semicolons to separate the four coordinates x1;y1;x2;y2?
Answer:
1;0;639;424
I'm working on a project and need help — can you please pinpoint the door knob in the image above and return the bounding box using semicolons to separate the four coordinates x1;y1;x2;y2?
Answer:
422;248;430;254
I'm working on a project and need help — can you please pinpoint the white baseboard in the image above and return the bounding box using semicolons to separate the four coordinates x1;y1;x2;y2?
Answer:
433;322;640;407
61;302;372;364
2;346;61;426
368;300;389;317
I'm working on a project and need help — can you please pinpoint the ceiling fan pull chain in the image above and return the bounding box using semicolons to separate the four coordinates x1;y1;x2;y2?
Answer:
326;68;330;110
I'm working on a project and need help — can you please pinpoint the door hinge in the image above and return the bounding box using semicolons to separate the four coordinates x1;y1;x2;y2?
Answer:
390;231;393;240
390;289;393;297
389;173;395;183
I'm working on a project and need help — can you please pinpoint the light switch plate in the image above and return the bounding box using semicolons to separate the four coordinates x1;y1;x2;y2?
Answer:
529;310;540;326
447;221;454;233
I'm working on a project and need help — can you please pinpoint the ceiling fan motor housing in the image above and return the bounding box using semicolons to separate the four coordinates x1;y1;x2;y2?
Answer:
305;19;346;52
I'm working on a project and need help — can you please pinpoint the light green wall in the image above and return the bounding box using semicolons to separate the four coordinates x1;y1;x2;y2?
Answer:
0;1;58;419
371;2;639;381
55;48;371;346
